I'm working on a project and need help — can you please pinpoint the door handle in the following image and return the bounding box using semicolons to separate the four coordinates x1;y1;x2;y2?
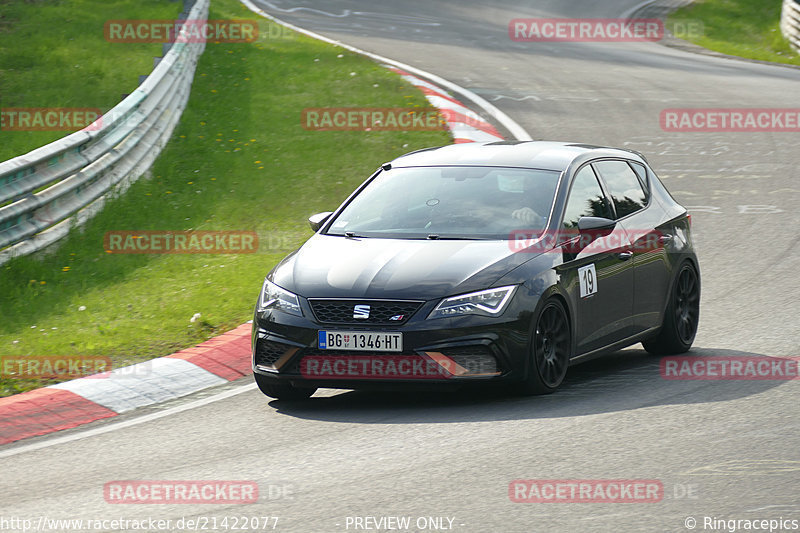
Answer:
658;234;673;246
618;251;633;261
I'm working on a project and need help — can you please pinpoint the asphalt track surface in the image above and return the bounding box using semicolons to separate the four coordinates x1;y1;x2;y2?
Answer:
2;1;799;532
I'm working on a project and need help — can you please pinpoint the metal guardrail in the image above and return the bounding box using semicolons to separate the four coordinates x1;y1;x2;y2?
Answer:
782;0;800;53
0;0;209;265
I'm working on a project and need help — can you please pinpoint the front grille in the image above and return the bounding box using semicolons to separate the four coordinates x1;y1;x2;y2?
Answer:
255;339;295;367
439;345;499;375
309;299;423;325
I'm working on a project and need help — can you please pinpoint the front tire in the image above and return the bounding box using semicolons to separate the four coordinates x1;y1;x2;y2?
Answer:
518;298;571;395
643;262;700;355
254;373;316;400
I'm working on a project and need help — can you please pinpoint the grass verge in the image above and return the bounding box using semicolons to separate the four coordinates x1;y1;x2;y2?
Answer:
668;0;800;66
0;0;451;396
0;0;182;161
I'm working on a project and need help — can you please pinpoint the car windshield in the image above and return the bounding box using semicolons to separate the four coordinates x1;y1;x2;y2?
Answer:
326;166;561;239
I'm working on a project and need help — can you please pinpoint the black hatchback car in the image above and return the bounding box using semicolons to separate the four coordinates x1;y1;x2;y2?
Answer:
251;141;699;399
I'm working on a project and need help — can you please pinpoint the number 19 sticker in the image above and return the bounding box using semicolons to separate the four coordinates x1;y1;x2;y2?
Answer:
578;263;597;298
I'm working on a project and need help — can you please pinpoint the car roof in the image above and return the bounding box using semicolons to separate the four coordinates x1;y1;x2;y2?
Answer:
390;141;645;171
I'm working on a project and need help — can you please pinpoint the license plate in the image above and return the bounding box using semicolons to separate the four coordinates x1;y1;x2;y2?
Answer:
318;331;402;352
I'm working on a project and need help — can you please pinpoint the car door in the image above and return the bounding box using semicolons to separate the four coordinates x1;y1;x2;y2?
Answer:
556;164;635;355
593;159;670;333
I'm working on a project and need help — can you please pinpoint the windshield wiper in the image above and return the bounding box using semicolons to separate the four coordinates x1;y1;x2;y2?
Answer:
426;234;485;240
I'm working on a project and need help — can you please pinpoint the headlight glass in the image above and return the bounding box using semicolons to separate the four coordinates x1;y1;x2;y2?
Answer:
428;285;517;319
258;279;303;316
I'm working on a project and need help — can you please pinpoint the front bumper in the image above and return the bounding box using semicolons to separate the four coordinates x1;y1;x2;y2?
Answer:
251;300;532;390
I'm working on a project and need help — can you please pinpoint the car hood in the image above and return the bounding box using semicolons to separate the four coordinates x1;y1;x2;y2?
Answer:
270;234;535;300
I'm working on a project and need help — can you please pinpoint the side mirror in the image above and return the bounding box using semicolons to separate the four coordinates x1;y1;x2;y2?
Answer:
308;211;333;232
561;217;617;257
577;216;616;233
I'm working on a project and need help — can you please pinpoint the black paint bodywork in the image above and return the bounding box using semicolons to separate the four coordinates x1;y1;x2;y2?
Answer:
251;141;698;390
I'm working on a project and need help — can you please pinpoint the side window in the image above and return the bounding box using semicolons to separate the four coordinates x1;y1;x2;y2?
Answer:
562;165;612;229
629;161;649;193
593;160;647;219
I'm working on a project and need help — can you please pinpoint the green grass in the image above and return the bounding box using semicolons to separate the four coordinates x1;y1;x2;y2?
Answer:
0;0;451;396
0;0;183;161
667;0;800;66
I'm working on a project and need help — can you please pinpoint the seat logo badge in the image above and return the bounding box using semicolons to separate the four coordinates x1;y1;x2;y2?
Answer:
353;304;371;319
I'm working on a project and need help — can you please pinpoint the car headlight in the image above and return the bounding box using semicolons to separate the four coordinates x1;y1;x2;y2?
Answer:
257;279;303;317
428;285;517;319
